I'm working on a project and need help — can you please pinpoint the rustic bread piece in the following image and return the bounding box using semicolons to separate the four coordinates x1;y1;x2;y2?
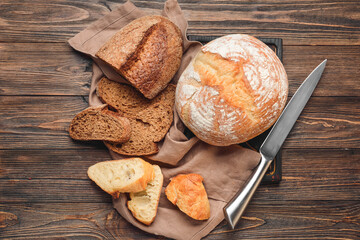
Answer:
96;15;183;99
165;174;210;220
98;77;176;155
97;77;176;115
176;34;288;146
97;77;153;115
104;118;159;156
128;165;163;225
69;104;131;143
87;158;155;198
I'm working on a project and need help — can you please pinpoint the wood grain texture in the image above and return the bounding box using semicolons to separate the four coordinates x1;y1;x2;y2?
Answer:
0;0;359;45
0;43;92;96
0;96;359;150
0;149;359;203
1;43;359;96
0;201;358;239
1;0;359;238
283;45;360;97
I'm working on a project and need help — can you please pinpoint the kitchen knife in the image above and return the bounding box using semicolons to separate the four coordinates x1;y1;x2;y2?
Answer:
223;59;327;229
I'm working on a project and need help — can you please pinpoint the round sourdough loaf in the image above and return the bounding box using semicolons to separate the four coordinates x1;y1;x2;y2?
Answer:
175;34;288;146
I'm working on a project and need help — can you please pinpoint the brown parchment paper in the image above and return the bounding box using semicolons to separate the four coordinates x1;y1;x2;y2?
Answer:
68;1;261;239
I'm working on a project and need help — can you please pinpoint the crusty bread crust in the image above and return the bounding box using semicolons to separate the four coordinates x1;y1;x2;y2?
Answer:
165;173;210;220
175;34;288;146
96;15;183;99
87;158;155;198
69;104;131;143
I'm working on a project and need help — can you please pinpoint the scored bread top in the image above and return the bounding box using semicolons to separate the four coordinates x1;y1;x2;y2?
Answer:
69;104;131;142
87;158;155;198
96;15;183;99
175;34;288;146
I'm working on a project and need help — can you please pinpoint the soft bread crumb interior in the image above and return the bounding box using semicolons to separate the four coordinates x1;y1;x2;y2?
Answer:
128;165;163;224
88;158;150;195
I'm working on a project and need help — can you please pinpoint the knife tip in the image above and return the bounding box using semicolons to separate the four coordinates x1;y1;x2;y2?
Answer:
317;59;327;73
322;59;328;67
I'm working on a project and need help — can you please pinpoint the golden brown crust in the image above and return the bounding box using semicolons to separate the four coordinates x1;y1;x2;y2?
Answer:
175;34;288;146
165;174;210;220
96;15;183;99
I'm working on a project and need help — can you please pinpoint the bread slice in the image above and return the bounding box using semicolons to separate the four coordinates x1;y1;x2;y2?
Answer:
127;165;163;225
97;77;176;155
69;104;131;142
165;174;210;220
87;158;155;198
97;77;176;115
104;118;159;156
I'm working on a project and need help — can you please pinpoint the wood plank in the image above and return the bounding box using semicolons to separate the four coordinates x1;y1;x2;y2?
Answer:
0;178;111;203
285;96;360;149
0;96;92;150
0;149;111;180
1;148;358;182
0;203;156;239
0;201;358;239
1;43;359;96
0;43;92;96
0;149;359;203
283;45;360;97
0;96;359;150
208;201;360;239
0;0;359;45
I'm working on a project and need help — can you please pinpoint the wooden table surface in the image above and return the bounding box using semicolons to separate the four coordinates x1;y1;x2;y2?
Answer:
1;0;359;239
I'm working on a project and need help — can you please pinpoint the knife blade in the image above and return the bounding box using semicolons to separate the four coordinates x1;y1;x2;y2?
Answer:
223;59;327;229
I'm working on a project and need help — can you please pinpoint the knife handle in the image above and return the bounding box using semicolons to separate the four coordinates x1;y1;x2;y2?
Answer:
223;155;272;229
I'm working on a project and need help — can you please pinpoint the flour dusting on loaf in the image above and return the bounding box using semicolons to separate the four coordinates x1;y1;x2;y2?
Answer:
175;34;288;146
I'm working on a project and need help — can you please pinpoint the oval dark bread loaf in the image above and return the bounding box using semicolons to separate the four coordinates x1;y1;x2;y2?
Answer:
69;104;131;143
96;15;183;99
97;77;176;156
176;34;288;146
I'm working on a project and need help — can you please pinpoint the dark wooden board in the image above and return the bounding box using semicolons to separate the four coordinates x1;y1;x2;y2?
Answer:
0;0;359;45
1;0;359;239
2;148;358;183
1;96;359;150
1;149;359;203
0;201;359;239
1;43;360;96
